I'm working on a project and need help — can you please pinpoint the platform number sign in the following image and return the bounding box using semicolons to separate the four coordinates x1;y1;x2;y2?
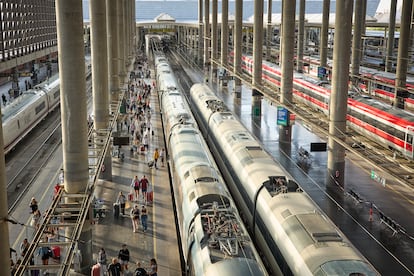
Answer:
277;106;289;126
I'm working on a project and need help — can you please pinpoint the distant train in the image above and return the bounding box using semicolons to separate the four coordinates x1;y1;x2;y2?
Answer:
190;83;380;276
358;67;414;109
2;63;91;154
300;55;414;109
240;55;414;159
155;53;267;275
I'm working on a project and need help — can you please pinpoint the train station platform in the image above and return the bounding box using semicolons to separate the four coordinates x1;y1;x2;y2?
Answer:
91;75;181;275
4;50;413;275
5;60;182;275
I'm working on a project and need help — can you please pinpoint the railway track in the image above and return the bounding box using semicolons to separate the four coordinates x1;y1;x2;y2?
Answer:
6;75;93;213
6;112;62;213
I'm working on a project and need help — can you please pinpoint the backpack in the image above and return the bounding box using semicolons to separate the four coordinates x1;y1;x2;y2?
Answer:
134;180;140;188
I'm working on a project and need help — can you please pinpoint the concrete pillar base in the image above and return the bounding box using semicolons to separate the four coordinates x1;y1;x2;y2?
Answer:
252;89;262;117
327;162;345;187
234;82;241;102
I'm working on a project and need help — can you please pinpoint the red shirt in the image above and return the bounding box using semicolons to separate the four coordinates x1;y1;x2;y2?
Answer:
140;178;148;190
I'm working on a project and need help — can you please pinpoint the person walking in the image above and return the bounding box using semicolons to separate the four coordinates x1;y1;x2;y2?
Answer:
153;148;159;169
37;238;51;266
141;205;148;232
134;261;148;276
140;175;149;205
20;238;30;258
130;205;140;233
148;258;157;276
29;197;38;214
31;209;41;231
142;133;149;153
117;192;127;216
159;148;165;167
118;244;130;271
108;258;122;276
131;176;140;201
97;248;108;275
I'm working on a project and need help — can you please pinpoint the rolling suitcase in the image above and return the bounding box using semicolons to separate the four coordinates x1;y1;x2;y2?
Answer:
128;193;134;201
51;246;60;259
147;191;153;204
113;203;120;218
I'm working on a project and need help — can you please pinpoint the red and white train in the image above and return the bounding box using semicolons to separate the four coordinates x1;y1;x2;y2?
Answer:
240;55;414;159
300;55;414;109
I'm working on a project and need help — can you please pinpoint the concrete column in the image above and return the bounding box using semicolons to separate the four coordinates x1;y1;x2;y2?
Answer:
136;27;142;50
183;27;186;50
90;0;111;180
118;0;126;86
183;27;186;49
386;0;397;72
192;28;197;50
360;0;367;60
244;27;249;54
279;0;295;143
320;0;330;69
252;0;263;116
107;0;120;106
221;0;229;86
130;0;134;58
212;0;218;79
124;1;129;62
198;0;203;66
233;0;243;100
327;0;353;187
177;27;181;49
133;0;136;53
204;0;210;72
0;112;10;276
351;0;364;82
126;0;130;58
56;0;91;272
280;0;296;108
266;0;272;61
297;0;305;73
188;28;192;50
394;0;413;109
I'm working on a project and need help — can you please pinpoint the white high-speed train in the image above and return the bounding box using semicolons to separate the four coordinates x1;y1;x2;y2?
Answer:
190;83;379;276
2;63;91;155
155;53;268;275
2;75;61;154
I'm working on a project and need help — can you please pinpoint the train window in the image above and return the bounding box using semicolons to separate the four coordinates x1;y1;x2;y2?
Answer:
197;194;230;209
406;134;413;145
54;91;59;99
35;101;46;115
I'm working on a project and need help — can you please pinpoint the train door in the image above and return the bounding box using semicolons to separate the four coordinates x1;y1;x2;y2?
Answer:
404;126;414;159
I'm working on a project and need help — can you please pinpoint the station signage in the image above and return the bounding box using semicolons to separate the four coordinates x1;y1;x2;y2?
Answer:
277;106;289;126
